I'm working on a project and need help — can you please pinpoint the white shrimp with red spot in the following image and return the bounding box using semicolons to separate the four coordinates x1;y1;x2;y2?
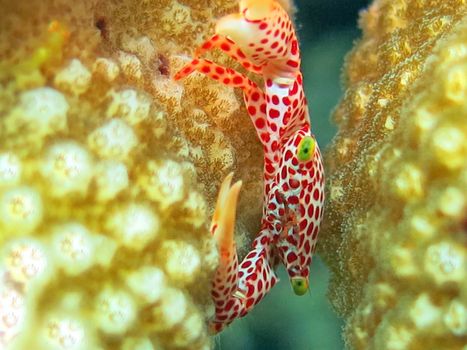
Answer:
174;0;325;333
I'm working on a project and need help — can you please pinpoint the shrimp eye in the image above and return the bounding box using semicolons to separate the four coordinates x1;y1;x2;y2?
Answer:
297;136;315;162
291;277;308;295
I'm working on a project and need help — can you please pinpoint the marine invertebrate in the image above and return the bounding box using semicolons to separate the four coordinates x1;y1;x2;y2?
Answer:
321;0;467;349
0;0;268;349
175;0;324;333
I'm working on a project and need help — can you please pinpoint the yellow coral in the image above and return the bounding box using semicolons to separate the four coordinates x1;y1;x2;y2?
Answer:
0;0;265;349
321;0;467;349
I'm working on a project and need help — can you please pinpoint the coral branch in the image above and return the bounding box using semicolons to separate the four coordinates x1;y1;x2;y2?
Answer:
321;1;467;349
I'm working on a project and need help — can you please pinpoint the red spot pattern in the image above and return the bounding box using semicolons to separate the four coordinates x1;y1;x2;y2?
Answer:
233;76;243;85
290;179;300;189
284;251;296;265
291;40;298;55
255;118;266;129
288;195;299;205
265;162;275;174
173;0;324;333
237;49;246;58
313;188;320;201
287;59;299;68
269;108;280;118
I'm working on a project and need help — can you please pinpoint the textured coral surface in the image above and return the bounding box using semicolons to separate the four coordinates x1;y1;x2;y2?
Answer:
0;1;266;349
321;0;467;349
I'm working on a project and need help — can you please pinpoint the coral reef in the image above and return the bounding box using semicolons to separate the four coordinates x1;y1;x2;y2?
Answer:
321;0;467;349
0;0;266;349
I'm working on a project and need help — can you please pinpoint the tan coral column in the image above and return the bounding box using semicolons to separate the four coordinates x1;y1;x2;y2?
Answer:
321;0;467;349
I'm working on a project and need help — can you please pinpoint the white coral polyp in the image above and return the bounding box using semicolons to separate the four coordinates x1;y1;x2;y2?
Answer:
106;203;160;250
181;191;207;228
0;285;26;346
125;266;166;304
424;241;466;284
0;153;22;188
90;234;118;268
432;126;465;170
50;223;95;275
41;141;94;197
54;59;92;96
150;287;187;331
42;316;86;350
92;57;120;82
162;240;201;285
117;51;143;80
107;89;152;125
444;299;467;336
408;293;441;329
94;287;136;335
88;118;137;160
142;160;184;209
2;238;50;288
14;87;69;136
173;312;204;347
0;186;43;234
121;337;155;350
94;160;129;201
